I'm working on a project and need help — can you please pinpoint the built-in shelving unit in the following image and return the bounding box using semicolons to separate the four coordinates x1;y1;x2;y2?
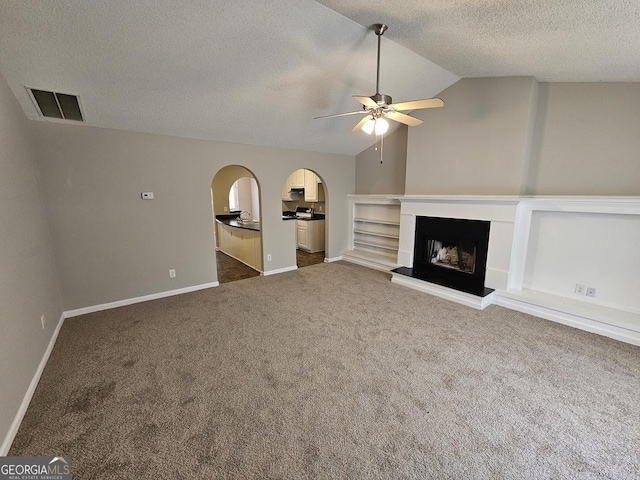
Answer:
342;195;401;271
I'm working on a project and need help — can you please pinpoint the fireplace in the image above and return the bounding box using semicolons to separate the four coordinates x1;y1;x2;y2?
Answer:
411;216;492;296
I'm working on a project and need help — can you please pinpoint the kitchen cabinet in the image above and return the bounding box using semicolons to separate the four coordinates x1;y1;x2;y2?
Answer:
296;219;325;253
304;169;319;202
282;169;323;202
216;221;262;271
290;169;305;188
282;169;305;200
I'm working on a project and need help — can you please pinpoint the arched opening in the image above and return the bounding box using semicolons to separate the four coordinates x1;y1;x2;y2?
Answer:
281;168;328;268
211;165;263;284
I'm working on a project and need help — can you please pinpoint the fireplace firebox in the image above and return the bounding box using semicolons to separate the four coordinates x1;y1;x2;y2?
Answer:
411;216;492;296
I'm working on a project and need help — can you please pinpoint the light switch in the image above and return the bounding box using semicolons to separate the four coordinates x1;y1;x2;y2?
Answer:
141;192;154;200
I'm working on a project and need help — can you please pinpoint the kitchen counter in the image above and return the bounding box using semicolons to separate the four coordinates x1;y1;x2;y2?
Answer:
215;217;260;232
282;213;325;221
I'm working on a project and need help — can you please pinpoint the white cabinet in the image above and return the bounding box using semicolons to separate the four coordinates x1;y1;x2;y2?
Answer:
290;169;305;188
296;219;325;253
216;221;263;271
296;222;309;250
304;169;319;202
282;169;306;200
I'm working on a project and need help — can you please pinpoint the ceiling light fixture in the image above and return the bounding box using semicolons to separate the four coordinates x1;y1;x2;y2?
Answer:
315;24;444;135
374;117;389;135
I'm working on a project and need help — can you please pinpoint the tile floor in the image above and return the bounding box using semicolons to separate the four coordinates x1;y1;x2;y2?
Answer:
216;251;260;284
216;249;325;285
296;250;325;268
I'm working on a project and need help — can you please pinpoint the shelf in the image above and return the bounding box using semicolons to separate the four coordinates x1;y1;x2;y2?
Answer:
354;218;400;226
353;229;400;240
353;240;399;252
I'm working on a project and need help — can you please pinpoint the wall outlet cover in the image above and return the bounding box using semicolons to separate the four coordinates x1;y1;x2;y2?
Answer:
574;284;586;295
169;269;176;278
141;192;154;200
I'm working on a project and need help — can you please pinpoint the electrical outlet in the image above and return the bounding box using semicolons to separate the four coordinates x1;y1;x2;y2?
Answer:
318;205;323;211
224;206;228;212
169;269;176;278
141;192;154;200
267;254;272;261
586;287;596;298
574;284;586;295
40;314;45;329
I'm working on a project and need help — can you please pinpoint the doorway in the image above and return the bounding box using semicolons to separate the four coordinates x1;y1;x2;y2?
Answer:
211;166;263;284
281;168;327;269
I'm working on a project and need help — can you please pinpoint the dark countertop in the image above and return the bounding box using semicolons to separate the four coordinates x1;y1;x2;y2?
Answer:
282;213;325;221
215;217;261;232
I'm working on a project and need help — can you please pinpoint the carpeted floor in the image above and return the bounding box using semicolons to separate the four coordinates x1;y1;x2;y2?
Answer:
10;262;640;479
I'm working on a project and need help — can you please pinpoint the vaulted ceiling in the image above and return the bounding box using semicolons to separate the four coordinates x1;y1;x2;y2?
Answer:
1;1;637;156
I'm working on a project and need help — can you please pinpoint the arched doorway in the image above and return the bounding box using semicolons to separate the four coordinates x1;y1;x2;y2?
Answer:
281;168;328;268
211;165;263;284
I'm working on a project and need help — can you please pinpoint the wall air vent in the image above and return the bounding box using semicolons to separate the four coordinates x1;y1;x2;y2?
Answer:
27;88;84;122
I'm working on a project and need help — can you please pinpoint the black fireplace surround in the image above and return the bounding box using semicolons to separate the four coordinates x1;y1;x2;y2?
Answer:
410;216;492;296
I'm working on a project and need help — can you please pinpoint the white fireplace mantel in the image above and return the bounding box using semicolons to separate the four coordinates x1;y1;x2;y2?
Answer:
389;195;640;346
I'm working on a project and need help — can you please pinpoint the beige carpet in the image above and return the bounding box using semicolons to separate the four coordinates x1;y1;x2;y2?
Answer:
10;262;640;479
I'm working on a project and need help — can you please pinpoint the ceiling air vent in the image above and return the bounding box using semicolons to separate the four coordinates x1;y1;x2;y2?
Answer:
28;88;83;122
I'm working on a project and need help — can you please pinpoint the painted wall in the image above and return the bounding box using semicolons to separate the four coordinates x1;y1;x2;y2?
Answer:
524;211;640;312
211;166;254;215
0;74;63;452
526;82;640;195
405;77;538;195
33;123;354;311
404;77;640;196
355;126;408;194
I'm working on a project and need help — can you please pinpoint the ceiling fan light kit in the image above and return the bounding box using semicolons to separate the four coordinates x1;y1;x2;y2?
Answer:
315;23;444;136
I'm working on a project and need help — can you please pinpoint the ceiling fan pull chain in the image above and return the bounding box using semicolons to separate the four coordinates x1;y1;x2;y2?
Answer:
380;132;384;164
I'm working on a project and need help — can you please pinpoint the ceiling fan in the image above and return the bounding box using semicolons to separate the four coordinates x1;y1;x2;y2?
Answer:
315;23;444;136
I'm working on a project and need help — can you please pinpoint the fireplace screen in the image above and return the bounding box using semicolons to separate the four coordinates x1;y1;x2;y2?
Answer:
426;240;476;274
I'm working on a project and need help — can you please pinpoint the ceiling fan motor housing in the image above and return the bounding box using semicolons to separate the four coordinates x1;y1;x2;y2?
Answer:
371;93;392;106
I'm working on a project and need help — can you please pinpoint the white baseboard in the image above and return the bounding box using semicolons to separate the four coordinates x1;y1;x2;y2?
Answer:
494;294;640;346
263;265;298;276
324;256;343;263
391;273;495;310
64;281;220;318
1;312;65;456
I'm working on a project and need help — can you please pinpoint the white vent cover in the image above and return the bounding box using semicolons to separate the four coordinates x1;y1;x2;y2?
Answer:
27;88;83;122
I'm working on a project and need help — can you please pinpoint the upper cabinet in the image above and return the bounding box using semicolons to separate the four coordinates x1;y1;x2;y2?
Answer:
282;169;324;202
304;169;319;202
290;169;305;188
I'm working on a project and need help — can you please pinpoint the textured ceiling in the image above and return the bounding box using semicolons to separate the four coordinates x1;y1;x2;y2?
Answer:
3;1;636;157
0;0;458;156
317;0;640;82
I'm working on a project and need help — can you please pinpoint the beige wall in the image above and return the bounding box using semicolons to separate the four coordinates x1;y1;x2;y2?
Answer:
33;123;355;311
0;74;63;451
405;77;538;195
211;165;255;215
404;77;640;196
355;126;408;194
526;82;640;195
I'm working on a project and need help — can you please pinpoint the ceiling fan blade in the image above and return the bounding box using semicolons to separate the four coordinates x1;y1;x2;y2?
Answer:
314;110;368;120
353;95;378;109
389;98;444;111
351;115;373;132
385;111;423;127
